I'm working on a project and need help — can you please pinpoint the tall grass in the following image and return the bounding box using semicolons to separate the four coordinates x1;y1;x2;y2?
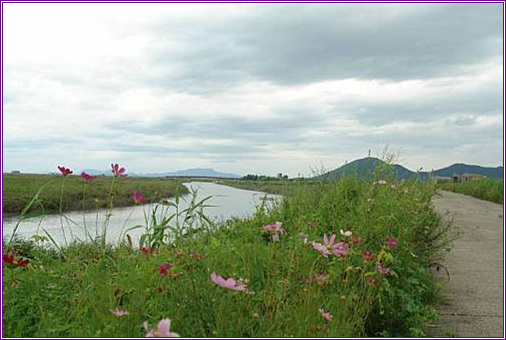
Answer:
3;175;450;337
440;179;503;204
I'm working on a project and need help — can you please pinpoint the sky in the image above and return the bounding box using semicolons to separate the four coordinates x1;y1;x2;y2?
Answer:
2;2;504;177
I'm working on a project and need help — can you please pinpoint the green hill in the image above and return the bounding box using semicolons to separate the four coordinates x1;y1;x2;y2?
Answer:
318;157;503;181
433;163;503;179
319;157;424;181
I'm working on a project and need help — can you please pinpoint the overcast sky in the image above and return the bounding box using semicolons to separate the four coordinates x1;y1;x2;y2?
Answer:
3;3;504;176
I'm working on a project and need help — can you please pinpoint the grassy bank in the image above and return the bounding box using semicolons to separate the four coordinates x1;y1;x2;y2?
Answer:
217;179;297;195
440;179;503;204
3;177;449;337
2;174;188;215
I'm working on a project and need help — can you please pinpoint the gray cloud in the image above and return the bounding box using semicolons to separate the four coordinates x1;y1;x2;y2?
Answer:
147;3;502;91
3;3;503;175
336;83;503;126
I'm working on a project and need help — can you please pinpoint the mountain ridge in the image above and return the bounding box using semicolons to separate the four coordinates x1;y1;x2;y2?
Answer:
80;168;241;179
319;157;503;180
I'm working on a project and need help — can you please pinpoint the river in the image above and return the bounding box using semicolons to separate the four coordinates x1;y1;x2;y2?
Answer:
2;182;279;247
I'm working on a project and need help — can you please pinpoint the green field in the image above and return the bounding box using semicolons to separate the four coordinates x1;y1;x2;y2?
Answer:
3;175;450;337
2;174;188;215
440;179;503;204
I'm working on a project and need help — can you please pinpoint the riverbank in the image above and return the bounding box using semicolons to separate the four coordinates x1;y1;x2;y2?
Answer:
2;174;188;215
217;179;298;195
3;177;448;337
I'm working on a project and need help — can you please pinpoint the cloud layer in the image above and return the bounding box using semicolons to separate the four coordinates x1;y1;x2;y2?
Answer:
3;3;503;176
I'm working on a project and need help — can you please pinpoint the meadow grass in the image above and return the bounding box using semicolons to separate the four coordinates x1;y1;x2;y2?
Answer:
440;178;503;204
3;175;450;337
2;173;188;215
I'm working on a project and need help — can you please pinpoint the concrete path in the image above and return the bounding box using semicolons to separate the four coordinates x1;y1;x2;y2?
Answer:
431;190;504;337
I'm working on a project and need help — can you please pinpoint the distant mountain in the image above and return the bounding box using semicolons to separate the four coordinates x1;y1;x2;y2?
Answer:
81;169;109;176
80;168;241;179
318;157;503;181
433;164;503;179
160;168;241;178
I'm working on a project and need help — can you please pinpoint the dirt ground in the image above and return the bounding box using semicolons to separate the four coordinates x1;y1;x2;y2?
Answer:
430;190;504;337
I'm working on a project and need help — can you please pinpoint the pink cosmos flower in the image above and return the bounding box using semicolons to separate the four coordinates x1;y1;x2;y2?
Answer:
376;265;390;275
301;274;328;285
210;272;247;291
319;308;333;321
81;172;97;182
57;166;73;176
144;318;180;337
263;222;287;241
323;233;338;249
312;242;332;258
111;163;127;177
315;274;328;282
386;237;398;250
352;236;362;245
333;242;350;257
361;250;375;261
133;190;148;204
110;308;130;317
159;264;174;276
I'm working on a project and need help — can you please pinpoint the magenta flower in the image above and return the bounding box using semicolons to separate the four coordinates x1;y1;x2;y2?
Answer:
159;264;174;276
57;166;73;176
141;246;154;255
312;242;332;258
210;272;247;291
361;250;375;261
386;237;398;250
81;172;97;182
319;308;333;321
333;242;350;257
352;236;362;245
110;308;130;317
133;190;147;204
376;265;390;275
111;163;127;177
144;318;180;337
263;222;287;241
3;253;29;268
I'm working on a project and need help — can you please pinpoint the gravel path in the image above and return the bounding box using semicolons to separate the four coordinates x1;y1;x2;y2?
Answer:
430;190;504;337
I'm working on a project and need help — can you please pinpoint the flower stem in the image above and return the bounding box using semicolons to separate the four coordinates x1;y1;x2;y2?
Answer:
59;177;68;246
102;177;116;252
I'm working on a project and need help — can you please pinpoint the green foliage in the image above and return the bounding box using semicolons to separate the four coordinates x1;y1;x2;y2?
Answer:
3;177;448;337
440;179;503;204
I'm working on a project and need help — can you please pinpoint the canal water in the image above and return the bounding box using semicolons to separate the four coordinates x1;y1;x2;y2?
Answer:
2;182;279;247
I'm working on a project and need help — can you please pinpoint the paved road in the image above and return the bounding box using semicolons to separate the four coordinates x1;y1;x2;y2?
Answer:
431;190;504;337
